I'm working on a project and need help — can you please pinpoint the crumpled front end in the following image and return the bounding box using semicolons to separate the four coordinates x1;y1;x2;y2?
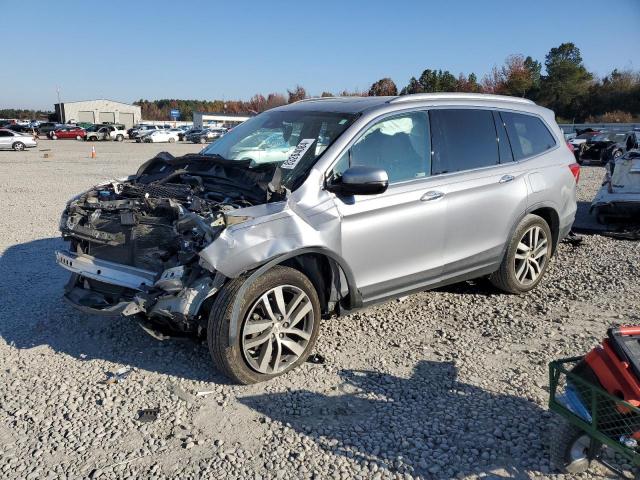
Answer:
56;152;279;333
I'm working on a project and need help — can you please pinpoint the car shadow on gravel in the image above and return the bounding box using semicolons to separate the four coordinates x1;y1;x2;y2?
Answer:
241;360;550;479
0;238;225;383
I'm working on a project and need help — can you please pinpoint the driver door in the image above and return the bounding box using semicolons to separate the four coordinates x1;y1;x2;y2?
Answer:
328;111;446;304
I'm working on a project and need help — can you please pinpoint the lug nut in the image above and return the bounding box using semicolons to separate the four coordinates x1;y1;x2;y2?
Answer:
283;322;289;328
279;333;284;338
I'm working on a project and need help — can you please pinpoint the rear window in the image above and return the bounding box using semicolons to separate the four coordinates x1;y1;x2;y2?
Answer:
429;109;499;174
500;112;556;160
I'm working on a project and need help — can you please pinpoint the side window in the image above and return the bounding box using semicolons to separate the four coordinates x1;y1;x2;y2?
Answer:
500;111;556;160
429;109;499;175
333;111;431;184
0;131;11;137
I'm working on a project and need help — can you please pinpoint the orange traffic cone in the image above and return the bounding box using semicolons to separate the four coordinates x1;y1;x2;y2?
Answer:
90;146;96;158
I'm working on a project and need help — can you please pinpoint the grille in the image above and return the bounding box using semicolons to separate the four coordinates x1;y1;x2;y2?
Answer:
122;182;192;201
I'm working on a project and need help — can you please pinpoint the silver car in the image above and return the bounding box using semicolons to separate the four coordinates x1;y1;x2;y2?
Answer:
55;93;578;383
0;128;37;151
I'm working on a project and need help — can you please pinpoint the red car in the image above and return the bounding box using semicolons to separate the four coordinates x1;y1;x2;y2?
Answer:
50;126;86;140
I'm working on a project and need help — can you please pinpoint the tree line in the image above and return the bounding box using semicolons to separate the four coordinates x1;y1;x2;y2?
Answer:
3;43;637;124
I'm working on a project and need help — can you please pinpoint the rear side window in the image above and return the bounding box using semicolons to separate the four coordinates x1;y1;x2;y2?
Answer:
429;109;499;175
500;112;556;160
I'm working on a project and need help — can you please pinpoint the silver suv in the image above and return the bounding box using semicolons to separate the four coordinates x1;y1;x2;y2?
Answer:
55;93;578;384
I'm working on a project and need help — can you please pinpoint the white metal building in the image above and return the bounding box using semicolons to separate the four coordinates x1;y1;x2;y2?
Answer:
54;99;142;128
193;112;252;129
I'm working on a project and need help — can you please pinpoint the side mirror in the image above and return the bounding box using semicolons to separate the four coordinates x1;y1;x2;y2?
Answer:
327;165;389;196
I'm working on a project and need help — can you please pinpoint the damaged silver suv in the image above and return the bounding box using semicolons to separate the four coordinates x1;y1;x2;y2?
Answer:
56;93;578;384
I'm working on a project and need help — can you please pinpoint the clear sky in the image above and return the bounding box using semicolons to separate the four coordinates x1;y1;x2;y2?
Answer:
2;0;639;110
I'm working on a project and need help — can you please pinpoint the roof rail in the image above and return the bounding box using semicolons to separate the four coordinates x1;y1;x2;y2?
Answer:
388;93;535;105
294;96;370;104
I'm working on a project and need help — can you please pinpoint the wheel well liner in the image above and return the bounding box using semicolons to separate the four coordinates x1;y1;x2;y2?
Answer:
529;206;560;254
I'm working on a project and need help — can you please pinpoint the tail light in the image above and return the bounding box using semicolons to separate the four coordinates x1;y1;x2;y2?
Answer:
569;163;580;184
566;141;575;153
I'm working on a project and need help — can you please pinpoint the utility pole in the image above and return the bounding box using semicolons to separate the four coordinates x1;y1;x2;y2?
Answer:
56;86;63;123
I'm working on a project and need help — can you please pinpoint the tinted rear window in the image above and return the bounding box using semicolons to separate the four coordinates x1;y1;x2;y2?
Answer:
500;112;556;160
429;109;499;174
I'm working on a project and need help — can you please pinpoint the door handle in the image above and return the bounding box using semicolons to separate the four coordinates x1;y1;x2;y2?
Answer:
499;175;515;184
420;191;445;201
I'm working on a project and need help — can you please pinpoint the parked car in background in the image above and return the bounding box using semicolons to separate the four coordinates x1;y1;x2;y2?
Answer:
141;130;180;143
129;124;163;140
580;131;639;165
0;128;38;151
55;93;578;384
85;124;127;141
7;124;38;135
180;127;202;141
50;126;86;140
37;122;61;136
568;130;603;161
189;128;227;144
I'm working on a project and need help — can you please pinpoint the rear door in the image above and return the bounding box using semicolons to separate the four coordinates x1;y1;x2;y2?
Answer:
428;108;529;278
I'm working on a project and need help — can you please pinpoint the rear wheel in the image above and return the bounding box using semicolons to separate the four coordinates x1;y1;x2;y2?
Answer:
168;137;175;143
51;134;58;140
207;266;321;384
199;137;207;144
12;142;25;151
115;134;124;142
76;135;82;141
490;214;552;294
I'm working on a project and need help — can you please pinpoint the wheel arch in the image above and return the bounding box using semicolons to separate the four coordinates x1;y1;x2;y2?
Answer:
528;205;560;254
226;247;361;347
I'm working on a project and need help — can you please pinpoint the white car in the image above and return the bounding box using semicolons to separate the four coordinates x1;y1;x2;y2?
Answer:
142;130;180;143
0;128;38;151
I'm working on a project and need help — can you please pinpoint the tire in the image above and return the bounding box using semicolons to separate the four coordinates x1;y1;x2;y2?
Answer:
168;137;175;143
115;134;124;142
207;265;321;384
51;134;57;140
12;142;25;151
76;135;82;141
490;214;552;294
200;137;207;144
550;420;598;474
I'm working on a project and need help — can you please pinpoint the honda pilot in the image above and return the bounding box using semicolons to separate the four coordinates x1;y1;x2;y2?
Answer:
56;93;579;384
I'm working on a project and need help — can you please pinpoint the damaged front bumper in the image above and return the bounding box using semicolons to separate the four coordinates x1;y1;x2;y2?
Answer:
56;249;226;328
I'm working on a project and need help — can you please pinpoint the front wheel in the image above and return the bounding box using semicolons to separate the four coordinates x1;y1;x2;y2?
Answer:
12;142;25;151
490;214;552;294
76;135;82;141
168;137;175;143
207;266;321;384
115;134;124;142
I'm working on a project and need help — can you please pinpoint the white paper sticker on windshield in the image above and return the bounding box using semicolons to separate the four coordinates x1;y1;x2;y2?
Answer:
281;138;316;169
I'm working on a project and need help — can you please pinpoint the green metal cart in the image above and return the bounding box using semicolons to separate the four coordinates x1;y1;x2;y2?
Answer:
549;357;640;476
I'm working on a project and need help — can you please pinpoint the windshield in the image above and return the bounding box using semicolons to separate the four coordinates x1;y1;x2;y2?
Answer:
201;109;357;189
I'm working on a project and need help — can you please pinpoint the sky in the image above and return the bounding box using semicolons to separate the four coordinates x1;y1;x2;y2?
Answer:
2;0;639;110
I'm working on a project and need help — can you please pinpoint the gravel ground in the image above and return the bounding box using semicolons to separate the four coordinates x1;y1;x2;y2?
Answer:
1;140;639;479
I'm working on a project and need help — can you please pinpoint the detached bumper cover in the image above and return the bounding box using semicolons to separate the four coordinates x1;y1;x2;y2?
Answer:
55;250;157;290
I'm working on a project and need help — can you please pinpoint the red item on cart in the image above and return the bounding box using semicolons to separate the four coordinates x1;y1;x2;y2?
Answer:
585;326;640;411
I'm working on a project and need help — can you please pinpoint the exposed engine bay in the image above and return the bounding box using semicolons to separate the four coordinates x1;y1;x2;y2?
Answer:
58;152;282;333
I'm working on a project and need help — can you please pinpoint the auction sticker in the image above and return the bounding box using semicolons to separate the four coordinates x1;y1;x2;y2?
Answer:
281;138;316;169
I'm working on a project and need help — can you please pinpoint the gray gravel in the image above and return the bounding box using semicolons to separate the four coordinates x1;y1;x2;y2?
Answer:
1;141;638;479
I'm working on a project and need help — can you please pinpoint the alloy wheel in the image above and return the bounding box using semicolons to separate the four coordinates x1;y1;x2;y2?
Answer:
514;225;549;285
241;285;314;374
